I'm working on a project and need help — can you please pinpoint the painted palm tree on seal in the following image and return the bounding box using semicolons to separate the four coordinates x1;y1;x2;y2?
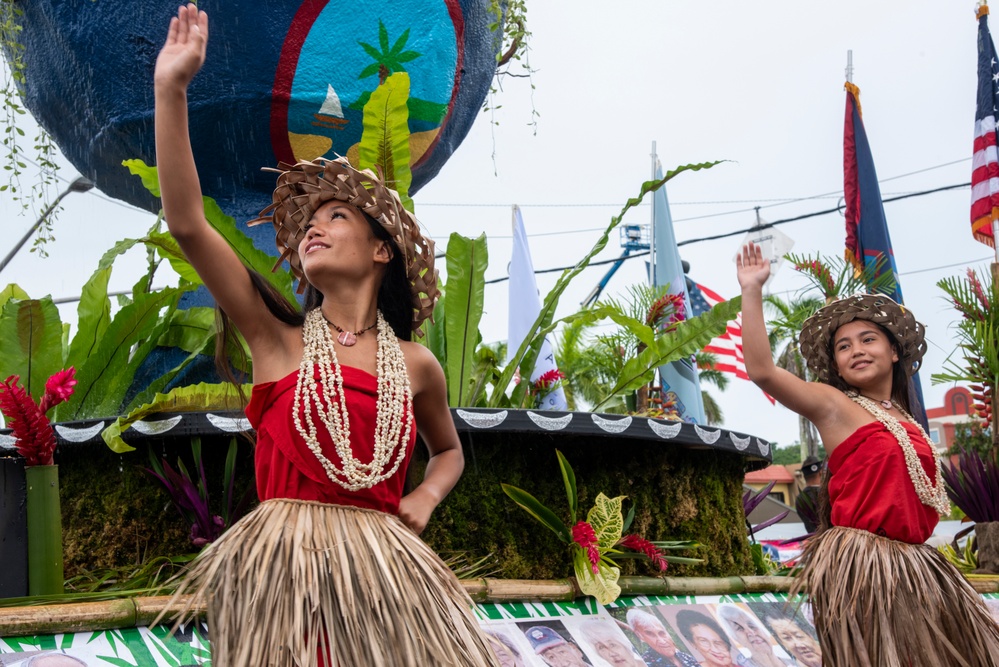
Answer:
358;21;422;84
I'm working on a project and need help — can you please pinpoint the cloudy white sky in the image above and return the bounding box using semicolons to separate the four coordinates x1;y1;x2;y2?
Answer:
0;0;990;448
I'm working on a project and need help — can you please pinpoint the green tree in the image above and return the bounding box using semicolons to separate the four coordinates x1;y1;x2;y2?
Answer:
552;316;614;411
765;293;824;460
947;420;994;457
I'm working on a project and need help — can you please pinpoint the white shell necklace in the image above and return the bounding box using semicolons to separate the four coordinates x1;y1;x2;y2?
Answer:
847;391;950;515
292;308;412;491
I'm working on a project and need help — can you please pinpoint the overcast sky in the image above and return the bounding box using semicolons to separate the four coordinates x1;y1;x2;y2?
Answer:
0;0;990;449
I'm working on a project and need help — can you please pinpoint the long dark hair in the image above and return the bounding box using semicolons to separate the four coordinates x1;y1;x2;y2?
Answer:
214;210;414;398
814;321;913;534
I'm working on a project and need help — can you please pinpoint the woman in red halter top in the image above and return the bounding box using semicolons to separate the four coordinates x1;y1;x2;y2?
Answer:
737;242;999;666
154;6;500;665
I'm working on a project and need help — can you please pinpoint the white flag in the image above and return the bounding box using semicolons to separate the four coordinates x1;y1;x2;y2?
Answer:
507;206;568;410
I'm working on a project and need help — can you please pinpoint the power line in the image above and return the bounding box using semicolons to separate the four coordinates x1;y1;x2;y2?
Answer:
675;182;969;247
482;182;973;285
419;158;969;210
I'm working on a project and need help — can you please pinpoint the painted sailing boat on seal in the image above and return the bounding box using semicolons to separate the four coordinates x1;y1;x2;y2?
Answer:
312;84;349;130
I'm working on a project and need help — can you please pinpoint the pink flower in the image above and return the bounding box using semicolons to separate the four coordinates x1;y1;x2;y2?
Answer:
572;521;601;574
619;534;669;572
0;375;57;466
40;367;76;414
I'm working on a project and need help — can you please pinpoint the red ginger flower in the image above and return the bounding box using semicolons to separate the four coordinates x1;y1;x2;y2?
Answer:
40;368;77;414
572;521;601;574
967;269;990;318
619;534;669;572
0;375;58;466
647;293;686;330
0;368;75;467
534;369;566;391
794;259;835;295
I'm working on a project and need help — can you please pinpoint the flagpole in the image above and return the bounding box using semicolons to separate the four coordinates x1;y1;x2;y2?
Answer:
650;140;657;286
845;49;853;83
650;140;658;405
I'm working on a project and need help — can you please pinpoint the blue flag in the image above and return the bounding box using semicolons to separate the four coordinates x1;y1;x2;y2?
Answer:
843;83;929;429
651;160;705;423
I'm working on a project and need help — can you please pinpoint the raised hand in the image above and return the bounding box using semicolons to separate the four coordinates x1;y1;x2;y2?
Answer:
154;4;209;90
736;242;770;291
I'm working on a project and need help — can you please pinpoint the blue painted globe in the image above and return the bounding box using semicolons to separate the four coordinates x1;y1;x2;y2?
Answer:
15;1;498;238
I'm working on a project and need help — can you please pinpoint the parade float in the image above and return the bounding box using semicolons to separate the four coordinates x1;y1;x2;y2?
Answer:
2;2;999;666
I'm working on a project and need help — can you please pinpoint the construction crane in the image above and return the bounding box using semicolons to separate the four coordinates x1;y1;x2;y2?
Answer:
581;224;650;308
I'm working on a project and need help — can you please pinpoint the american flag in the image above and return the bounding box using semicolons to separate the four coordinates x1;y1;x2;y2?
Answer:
689;282;748;381
973;5;999;248
689;281;774;404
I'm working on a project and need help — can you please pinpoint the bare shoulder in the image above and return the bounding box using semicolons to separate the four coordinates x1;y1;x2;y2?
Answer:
399;340;445;396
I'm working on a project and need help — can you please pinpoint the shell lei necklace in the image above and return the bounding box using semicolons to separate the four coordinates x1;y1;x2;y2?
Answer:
293;308;412;491
847;391;950;515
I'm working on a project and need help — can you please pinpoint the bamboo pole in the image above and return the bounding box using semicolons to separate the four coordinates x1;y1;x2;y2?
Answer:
2;575;996;637
992;261;999;450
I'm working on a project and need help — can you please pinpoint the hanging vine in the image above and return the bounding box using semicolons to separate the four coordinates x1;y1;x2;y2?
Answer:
1;0;63;257
484;0;539;155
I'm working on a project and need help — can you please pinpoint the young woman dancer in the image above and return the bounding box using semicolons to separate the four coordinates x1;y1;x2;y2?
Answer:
154;5;499;665
737;241;999;666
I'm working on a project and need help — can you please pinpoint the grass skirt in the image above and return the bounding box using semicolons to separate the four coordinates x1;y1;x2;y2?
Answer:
790;525;999;667
161;499;500;667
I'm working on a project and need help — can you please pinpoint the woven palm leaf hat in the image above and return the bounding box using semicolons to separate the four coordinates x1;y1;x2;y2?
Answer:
249;157;439;333
798;293;927;383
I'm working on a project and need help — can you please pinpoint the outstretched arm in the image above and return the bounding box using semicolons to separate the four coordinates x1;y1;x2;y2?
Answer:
399;346;464;535
154;5;286;351
737;243;837;424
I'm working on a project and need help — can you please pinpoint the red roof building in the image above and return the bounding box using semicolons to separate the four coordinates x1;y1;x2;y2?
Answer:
926;386;978;453
744;464;796;505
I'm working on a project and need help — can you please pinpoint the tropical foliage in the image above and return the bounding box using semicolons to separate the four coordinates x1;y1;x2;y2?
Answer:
743;481;790;539
358;71;414;211
421;161;740;411
144;437;253;548
501;450;702;604
0;162;268;432
941;445;999;524
934;268;999;445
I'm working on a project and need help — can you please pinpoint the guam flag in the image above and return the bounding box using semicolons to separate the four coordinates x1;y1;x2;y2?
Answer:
843;82;929;429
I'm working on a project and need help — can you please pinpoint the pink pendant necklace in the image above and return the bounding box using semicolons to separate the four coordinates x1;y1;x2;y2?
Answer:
322;315;377;347
861;394;893;409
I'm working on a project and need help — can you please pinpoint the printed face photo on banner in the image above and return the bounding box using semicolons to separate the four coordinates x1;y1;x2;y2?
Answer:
1;651;90;666
559;616;648;667
745;601;822;667
655;604;736;667
606;605;697;667
713;603;795;667
483;624;537;667
516;620;594;667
